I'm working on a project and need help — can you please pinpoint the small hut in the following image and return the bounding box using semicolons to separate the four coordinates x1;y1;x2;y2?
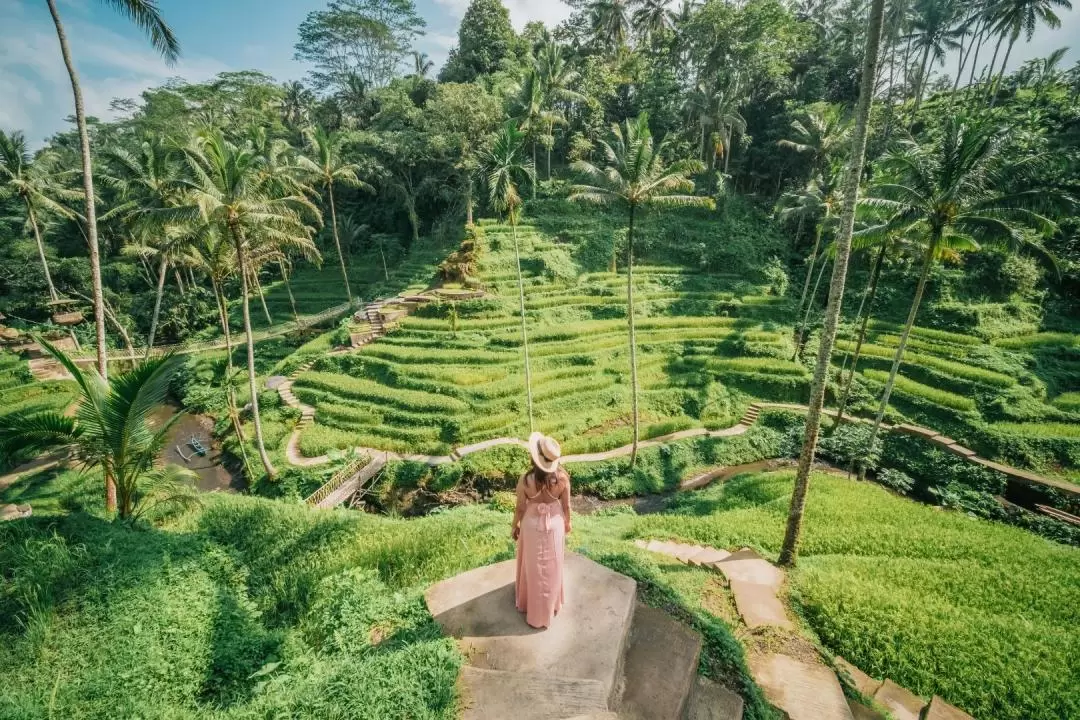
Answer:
47;298;85;327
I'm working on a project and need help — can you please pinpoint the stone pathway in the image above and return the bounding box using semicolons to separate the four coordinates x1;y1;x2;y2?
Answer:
634;539;977;720
425;552;744;720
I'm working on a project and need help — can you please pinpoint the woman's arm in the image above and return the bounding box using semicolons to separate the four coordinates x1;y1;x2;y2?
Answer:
512;473;527;540
560;473;572;534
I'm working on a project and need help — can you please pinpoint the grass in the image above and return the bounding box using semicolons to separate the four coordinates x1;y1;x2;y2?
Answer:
862;369;977;413
990;422;1080;439
3;465;1075;720
632;469;1079;720
1052;392;1080;412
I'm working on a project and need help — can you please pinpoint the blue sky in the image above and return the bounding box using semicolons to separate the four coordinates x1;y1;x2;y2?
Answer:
2;0;1077;146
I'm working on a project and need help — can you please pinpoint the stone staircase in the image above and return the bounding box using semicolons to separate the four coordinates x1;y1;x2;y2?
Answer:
738;403;761;427
28;356;72;381
635;540;976;720
425;553;744;720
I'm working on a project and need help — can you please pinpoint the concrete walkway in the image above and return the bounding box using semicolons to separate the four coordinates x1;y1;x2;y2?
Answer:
634;540;976;720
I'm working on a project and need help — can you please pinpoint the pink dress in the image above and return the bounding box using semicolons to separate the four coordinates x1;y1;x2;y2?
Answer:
515;479;567;629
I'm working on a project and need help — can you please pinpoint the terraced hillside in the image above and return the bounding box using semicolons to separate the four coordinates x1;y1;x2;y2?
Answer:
286;216;1080;489
835;322;1080;482
290;220;802;457
0;351;76;470
233;236;456;329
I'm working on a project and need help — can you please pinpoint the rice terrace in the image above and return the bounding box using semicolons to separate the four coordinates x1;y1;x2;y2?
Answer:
1;0;1078;719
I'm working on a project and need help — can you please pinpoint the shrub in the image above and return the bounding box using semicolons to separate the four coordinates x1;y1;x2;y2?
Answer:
877;468;915;494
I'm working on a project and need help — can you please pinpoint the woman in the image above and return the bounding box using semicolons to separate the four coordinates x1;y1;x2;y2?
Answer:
512;432;571;629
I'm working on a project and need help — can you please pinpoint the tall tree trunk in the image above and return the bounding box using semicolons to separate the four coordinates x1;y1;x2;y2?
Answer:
174;268;185;296
901;32;914;98
253;271;273;326
511;211;534;431
279;259;300;325
211;278;233;359
794;256;830;362
146;255;168;357
792;222;824;352
532;141;538;199
212;278;252;480
912;43;932;118
859;242;934;481
833;243;887;428
26;201;59;301
465;176;474;226
46;0;108;385
627;203;641;467
327;184;353;304
723;128;733;175
967;28;986;89
989;36;1016;109
378;242;389;282
780;0;885;567
546;119;554;181
982;34;1005;102
231;224;277;479
407;200;420;245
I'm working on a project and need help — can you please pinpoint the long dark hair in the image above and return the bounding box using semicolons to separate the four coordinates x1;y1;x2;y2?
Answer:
531;465;565;491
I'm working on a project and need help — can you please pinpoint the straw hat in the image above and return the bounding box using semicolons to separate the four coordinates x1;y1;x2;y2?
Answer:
528;432;562;473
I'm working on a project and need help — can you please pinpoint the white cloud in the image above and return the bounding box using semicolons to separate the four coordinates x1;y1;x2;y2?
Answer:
432;0;572;31
0;0;229;146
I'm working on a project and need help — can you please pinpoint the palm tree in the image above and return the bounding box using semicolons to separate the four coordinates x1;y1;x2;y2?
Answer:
633;0;673;43
0;340;198;520
534;42;585;181
181;131;321;479
588;0;634;49
831;228;899;429
102;138;188;354
281;81;314;128
986;0;1072;107
778;103;851;176
570;114;713;465
856;116;1074;479
0;129;79;302
683;83;714;165
482;122;537;431
1029;47;1069;102
412;51;435;78
296;127;372;305
906;0;962;116
516;69;550;199
248;126;316;325
45;0;180;380
708;85;747;177
779;164;845;360
779;0;888;567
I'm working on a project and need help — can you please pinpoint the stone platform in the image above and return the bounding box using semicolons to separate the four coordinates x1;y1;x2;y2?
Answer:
425;552;743;720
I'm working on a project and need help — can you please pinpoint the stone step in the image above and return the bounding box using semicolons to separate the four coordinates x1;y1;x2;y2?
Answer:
924;695;975;720
834;657;882;698
686;548;731;566
684;676;744;720
846;699;886;720
617;604;702;720
872;679;925;720
712;549;785;591
671;545;707;563
729;579;792;630
426;553;637;707
561;714;619;720
748;654;854;720
460;667;609;720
